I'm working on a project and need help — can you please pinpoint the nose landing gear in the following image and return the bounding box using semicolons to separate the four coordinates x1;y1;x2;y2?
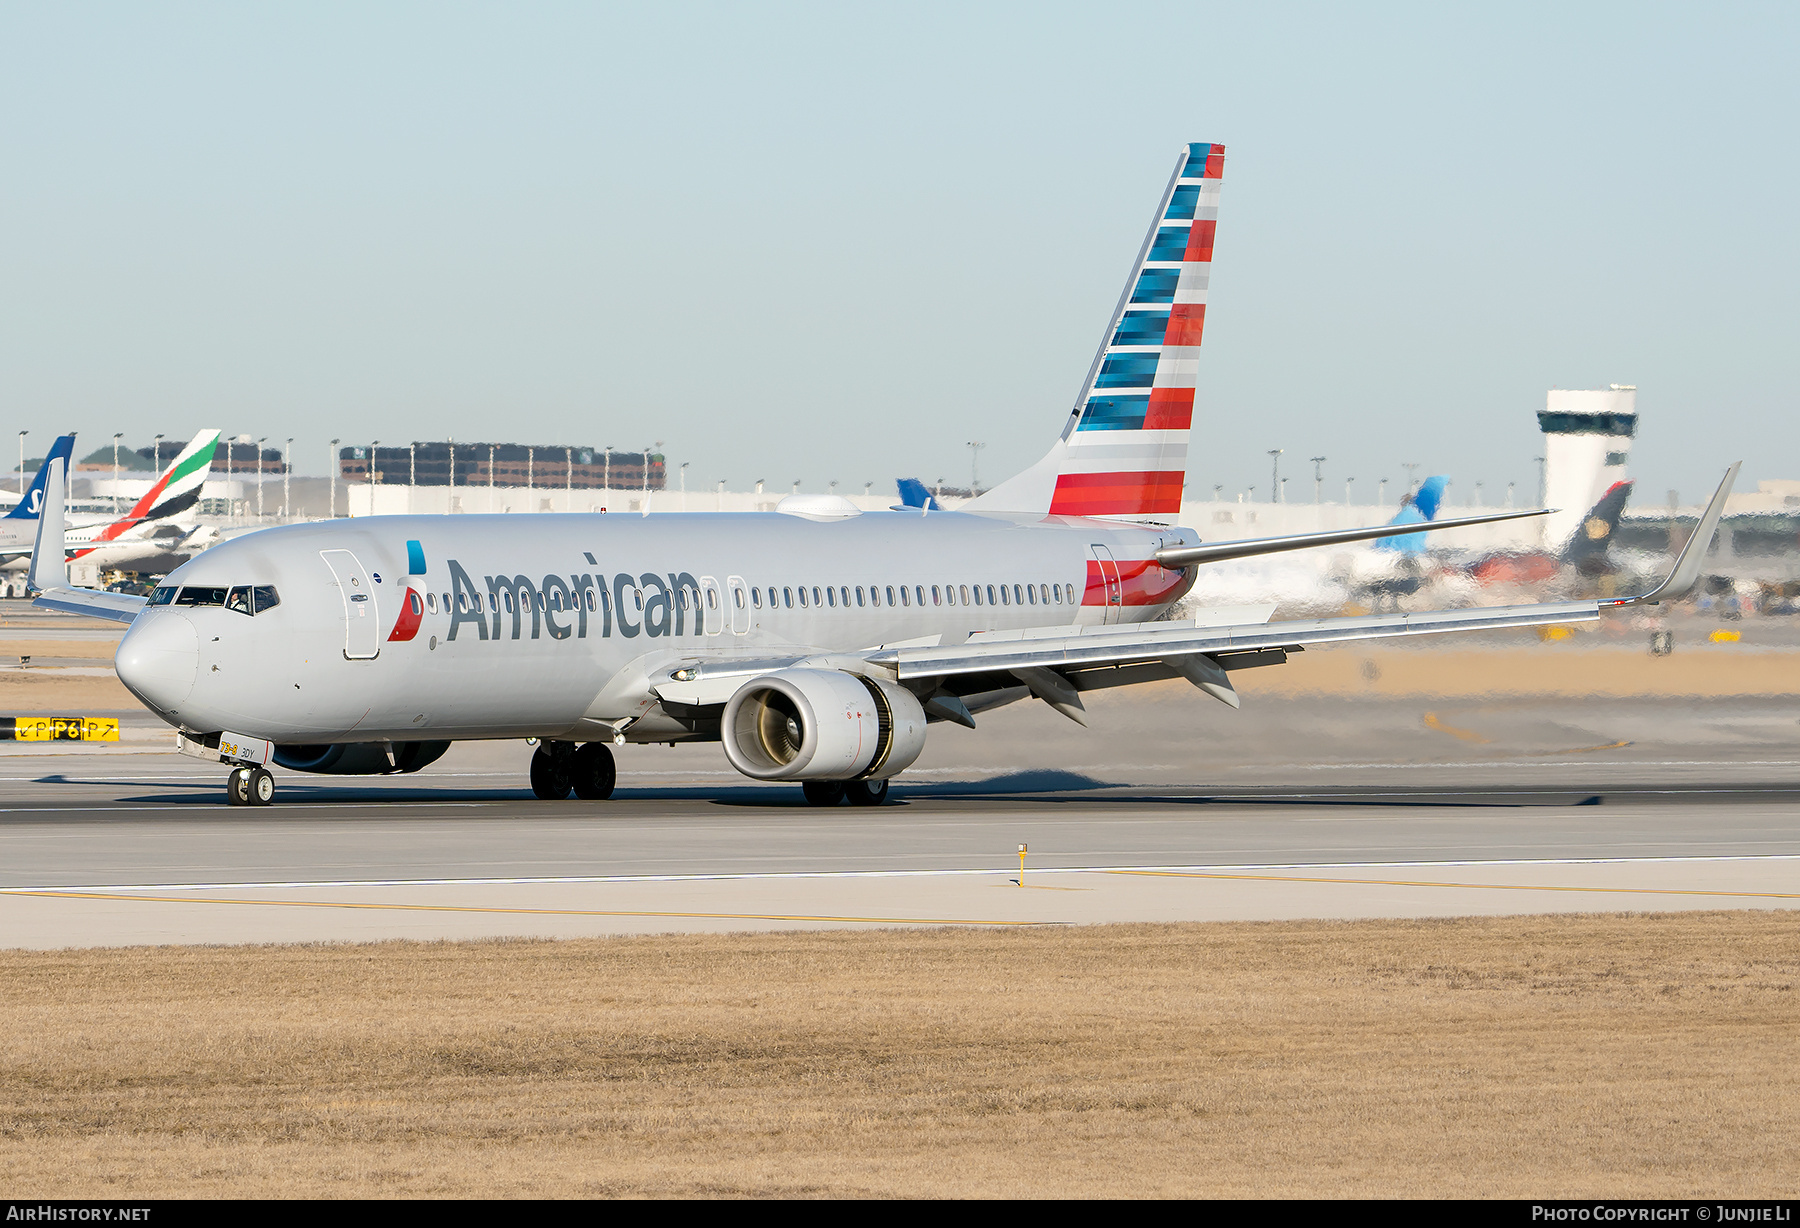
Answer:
226;765;275;806
530;740;616;800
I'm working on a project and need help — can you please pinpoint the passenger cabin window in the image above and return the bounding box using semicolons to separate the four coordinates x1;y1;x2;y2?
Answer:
812;586;822;606
960;584;970;605
1014;584;1024;605
783;587;793;608
900;586;910;607
987;584;997;605
915;585;925;606
1000;585;1010;606
826;587;836;608
176;586;227;607
973;585;983;606
426;592;437;613
885;585;896;606
869;587;880;607
840;585;849;607
798;587;808;608
752;588;762;609
855;586;865;607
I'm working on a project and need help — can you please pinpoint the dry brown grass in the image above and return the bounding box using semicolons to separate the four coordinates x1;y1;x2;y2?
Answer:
3;913;1797;1198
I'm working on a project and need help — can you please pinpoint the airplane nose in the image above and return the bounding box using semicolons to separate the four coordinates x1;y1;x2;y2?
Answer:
115;612;199;716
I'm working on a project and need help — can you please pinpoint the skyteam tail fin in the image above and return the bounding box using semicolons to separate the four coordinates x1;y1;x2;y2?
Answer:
1374;475;1448;553
970;142;1223;523
895;478;941;511
70;429;220;559
5;434;76;520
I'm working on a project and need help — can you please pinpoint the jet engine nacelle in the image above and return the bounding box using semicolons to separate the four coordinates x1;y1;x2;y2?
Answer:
721;669;926;782
272;740;451;775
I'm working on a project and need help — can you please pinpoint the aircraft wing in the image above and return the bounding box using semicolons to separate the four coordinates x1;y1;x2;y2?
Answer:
27;459;148;624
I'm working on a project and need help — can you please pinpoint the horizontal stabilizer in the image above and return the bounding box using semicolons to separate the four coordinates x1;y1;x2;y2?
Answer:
1154;505;1550;568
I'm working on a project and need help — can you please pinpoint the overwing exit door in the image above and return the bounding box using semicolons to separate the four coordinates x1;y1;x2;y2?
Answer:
320;549;381;659
1089;544;1123;624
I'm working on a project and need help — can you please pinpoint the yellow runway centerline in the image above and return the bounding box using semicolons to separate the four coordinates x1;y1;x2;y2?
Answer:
7;888;1053;927
1109;869;1800;900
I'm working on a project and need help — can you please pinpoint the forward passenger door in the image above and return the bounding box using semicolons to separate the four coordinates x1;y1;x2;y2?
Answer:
320;549;381;659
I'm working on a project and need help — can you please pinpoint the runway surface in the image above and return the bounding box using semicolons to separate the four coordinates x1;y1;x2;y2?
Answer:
4;683;1799;947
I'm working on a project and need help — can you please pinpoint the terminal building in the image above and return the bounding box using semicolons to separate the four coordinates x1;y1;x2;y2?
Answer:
338;442;664;491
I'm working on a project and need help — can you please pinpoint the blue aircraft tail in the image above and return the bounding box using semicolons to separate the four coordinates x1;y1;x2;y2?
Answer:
895;478;941;511
5;434;76;520
1374;475;1448;552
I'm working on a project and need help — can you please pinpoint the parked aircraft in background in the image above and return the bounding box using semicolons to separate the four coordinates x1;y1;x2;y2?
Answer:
26;142;1738;809
3;430;221;572
1467;480;1634;588
0;434;78;559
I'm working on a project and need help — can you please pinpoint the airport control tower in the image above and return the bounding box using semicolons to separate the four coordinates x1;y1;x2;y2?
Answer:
1539;386;1636;551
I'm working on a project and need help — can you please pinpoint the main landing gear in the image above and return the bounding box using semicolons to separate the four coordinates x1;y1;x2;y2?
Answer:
226;765;275;807
530;740;616;800
803;778;889;807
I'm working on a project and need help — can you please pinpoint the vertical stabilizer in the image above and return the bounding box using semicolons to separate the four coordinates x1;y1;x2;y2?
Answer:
71;429;220;559
5;434;76;520
970;142;1223;523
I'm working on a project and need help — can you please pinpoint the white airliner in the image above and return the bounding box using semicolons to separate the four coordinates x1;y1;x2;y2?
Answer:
29;143;1738;808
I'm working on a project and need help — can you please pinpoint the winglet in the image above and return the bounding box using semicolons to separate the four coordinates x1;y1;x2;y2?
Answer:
26;458;67;594
1606;462;1738;608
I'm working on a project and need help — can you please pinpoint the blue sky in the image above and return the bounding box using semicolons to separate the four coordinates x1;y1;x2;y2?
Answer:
2;2;1794;506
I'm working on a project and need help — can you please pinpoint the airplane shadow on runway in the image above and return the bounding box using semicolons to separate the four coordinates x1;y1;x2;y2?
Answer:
33;771;1641;811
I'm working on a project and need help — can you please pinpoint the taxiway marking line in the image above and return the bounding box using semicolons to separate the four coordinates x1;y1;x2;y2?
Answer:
1109;869;1800;900
4;854;1797;895
3;889;1050;927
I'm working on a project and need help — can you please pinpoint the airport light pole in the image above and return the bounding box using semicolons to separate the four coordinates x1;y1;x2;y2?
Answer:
566;446;573;513
487;444;495;513
223;437;232;525
1378;478;1388;505
1506;481;1515;509
603;447;611;496
14;431;23;498
329;439;339;518
408;442;416;515
717;479;726;512
526;446;534;494
368;441;380;518
112;433;122;515
1474;481;1483;508
967;441;985;495
1345;477;1354;505
679;462;688;511
1212;484;1223;502
283;438;292;519
256;438;266;520
1402;462;1419;494
648;441;662;494
1267;449;1282;502
1310;456;1327;504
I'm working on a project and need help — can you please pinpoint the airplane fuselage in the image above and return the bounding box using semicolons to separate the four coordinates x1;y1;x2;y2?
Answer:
116;510;1199;746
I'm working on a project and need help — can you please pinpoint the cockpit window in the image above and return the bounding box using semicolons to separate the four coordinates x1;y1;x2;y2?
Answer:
147;586;176;606
175;586;227;607
253;586;279;613
226;586;253;615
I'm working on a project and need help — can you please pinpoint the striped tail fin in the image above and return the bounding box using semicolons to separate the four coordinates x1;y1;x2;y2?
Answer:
970;142;1222;524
